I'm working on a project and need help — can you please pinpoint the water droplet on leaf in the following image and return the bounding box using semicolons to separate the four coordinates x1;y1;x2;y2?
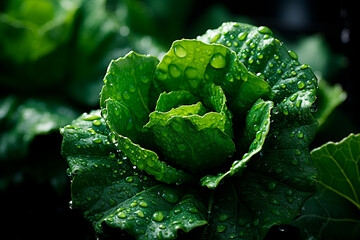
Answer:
217;224;227;233
210;53;226;69
153;211;164;222
258;26;273;35
297;81;306;89
174;44;187;58
167;64;181;79
288;50;298;60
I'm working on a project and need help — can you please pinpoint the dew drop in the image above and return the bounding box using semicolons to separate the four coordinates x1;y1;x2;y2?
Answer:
140;75;150;84
147;157;155;167
92;119;101;126
153;211;164;222
210;53;226;69
168;64;182;78
270;199;280;206
139;201;148;207
92;138;102;144
300;64;309;70
135;210;145;218
255;131;262;141
162;189;179;203
129;84;136;93
267;181;276;191
174;44;187;58
283;107;289;116
258;26;273;35
217;224;227;233
285;189;293;196
291;158;299;166
125;176;134;183
184;67;198;79
188;207;198;214
272;107;279;115
288;50;298;60
122;91;131;100
118;212;126;218
297;81;306;90
297;131;304;139
218;213;229;222
238;32;248;41
210;33;221;43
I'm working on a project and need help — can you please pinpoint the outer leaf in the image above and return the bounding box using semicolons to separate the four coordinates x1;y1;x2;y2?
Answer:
154;39;271;114
102;185;208;239
60;111;207;239
60;110;157;224
198;22;317;118
204;174;312;239
100;51;159;142
315;77;347;127
201;98;273;189
111;130;194;185
198;22;318;238
292;133;360;239
311;133;360;209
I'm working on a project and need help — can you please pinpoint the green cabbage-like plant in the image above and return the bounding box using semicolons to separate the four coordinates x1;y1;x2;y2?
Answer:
60;22;318;239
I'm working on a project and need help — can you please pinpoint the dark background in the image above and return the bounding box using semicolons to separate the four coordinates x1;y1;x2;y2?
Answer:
1;0;357;239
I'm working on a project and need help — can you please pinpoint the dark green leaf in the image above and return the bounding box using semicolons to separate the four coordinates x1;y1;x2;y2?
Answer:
144;83;235;174
292;133;360;239
111;131;194;185
100;185;208;239
201;98;273;189
154;39;271;114
311;133;360;209
204;174;311;239
60;110;207;239
198;22;317;117
154;90;199;112
314;77;347;127
100;51;159;142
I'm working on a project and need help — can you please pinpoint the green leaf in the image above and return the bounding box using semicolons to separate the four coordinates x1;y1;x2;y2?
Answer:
144;83;235;174
111;132;194;185
198;22;317;118
314;77;347;127
204;174;312;239
100;185;208;239
198;22;319;237
62;22;321;239
311;133;360;209
292;133;360;239
100;51;159;142
60;111;207;239
0;0;79;63
201;98;273;189
154;39;272;114
154;90;199;112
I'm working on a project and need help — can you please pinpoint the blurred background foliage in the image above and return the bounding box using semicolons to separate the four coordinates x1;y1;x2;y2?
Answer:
0;0;357;239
